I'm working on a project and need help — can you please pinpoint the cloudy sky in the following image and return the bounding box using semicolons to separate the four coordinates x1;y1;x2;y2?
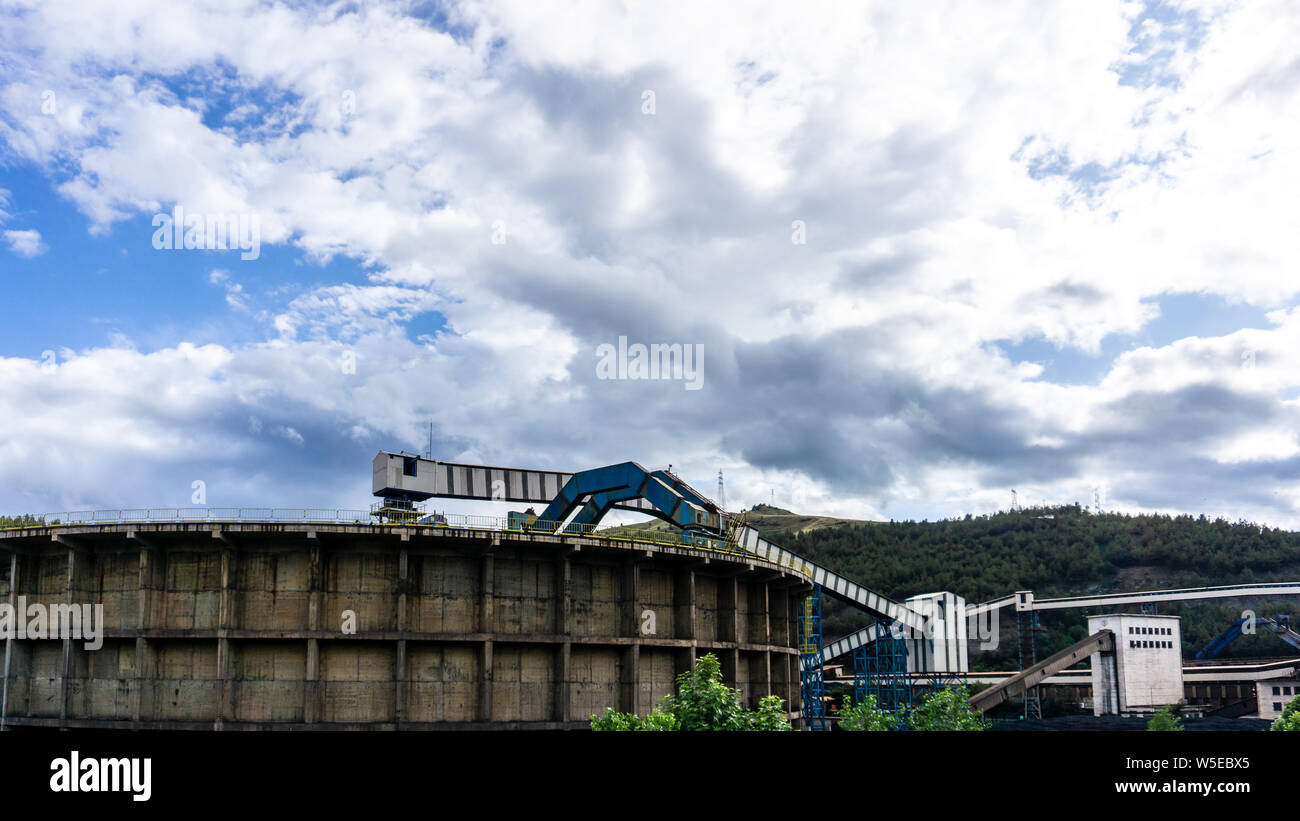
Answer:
1;0;1299;527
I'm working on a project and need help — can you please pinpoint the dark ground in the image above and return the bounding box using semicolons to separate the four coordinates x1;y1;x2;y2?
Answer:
988;715;1271;731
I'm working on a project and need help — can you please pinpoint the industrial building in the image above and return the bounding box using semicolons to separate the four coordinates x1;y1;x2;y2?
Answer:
1256;678;1300;720
5;450;1300;729
1087;614;1184;716
0;519;808;729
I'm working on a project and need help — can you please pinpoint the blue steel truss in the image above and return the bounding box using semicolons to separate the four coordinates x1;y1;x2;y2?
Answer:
799;585;827;730
530;462;724;536
1197;614;1300;658
853;619;911;721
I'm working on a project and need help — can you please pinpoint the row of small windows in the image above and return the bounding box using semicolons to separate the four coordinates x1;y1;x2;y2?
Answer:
1272;685;1295;696
1129;640;1173;649
1128;626;1172;636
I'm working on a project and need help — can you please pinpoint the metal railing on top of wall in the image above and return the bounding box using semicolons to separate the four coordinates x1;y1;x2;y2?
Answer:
0;508;814;578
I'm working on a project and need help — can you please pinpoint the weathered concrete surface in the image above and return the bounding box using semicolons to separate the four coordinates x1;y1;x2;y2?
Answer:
0;523;809;729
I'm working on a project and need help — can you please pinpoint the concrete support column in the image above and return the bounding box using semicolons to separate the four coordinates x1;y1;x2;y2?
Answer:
304;541;322;725
56;538;88;727
787;652;797;714
479;550;494;722
719;575;741;694
622;558;641;637
553;555;571;724
395;548;408;726
674;568;697;677
1;551;18;731
723;576;740;643
621;645;640;714
758;581;772;698
132;539;161;727
674;568;697;641
480;641;494;722
395;639;406;728
214;536;237;729
621;557;641;713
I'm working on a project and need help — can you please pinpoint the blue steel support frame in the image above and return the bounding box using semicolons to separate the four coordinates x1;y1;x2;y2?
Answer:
1197;615;1300;658
799;585;827;730
853;619;910;722
531;462;723;535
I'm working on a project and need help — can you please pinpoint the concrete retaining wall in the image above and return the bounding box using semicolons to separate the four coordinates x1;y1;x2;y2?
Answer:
0;522;808;729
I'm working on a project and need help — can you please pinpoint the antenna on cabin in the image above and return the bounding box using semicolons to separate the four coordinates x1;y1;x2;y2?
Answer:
426;420;433;459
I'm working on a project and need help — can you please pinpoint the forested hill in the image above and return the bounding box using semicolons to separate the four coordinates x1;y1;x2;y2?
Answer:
768;504;1300;604
762;504;1300;667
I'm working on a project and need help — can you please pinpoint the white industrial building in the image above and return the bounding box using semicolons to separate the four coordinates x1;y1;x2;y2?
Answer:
904;591;968;674
1088;614;1184;716
1257;678;1300;719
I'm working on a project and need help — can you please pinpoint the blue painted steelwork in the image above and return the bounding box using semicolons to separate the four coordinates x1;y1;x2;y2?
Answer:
1196;615;1300;659
530;462;723;535
854;619;910;721
799;585;827;730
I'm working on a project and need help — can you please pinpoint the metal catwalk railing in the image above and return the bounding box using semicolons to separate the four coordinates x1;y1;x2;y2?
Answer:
0;508;816;577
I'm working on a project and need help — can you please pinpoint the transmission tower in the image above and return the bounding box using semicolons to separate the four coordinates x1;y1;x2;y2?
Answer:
717;470;727;512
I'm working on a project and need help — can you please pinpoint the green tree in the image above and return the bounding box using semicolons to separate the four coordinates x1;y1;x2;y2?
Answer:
907;686;986;731
1270;698;1300;731
667;653;749;731
1147;704;1184;731
838;694;895;731
588;703;679;731
589;706;639;731
589;653;789;731
748;695;792;731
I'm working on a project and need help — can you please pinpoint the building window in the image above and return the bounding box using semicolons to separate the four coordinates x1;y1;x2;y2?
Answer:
1276;703;1283;712
1274;686;1281;695
403;456;418;477
1286;687;1293;696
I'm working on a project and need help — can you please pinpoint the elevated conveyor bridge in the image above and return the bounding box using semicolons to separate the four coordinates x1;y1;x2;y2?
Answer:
372;452;1300;723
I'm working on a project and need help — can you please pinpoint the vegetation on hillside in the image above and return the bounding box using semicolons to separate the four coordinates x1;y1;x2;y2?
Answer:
0;514;44;529
764;504;1300;670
